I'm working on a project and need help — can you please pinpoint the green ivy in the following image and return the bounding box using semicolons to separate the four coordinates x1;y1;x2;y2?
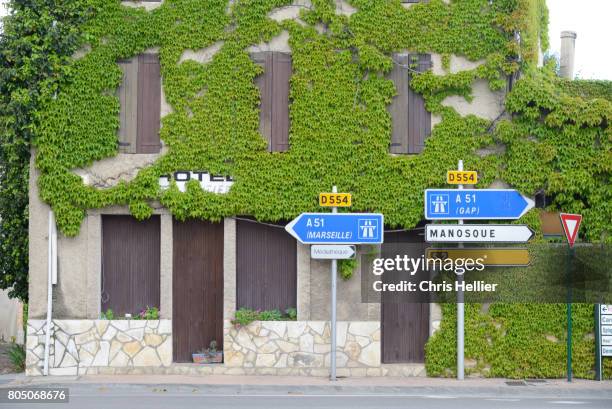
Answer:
426;303;612;379
0;0;95;301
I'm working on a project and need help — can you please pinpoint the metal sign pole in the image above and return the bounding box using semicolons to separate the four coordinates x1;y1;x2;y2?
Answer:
595;303;602;381
457;160;465;380
330;185;338;381
566;246;574;382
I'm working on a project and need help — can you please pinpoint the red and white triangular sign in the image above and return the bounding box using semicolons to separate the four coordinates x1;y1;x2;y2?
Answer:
559;213;582;248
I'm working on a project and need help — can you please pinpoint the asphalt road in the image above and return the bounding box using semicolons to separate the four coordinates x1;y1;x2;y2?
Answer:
1;385;611;409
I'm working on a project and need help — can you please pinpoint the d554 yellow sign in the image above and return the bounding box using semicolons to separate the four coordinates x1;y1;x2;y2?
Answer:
319;193;352;207
447;170;478;185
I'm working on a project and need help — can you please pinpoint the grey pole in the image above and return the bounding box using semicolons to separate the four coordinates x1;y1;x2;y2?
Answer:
457;160;465;380
330;185;338;381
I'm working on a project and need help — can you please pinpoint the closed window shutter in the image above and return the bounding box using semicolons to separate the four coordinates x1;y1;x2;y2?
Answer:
117;58;138;154
253;51;291;152
253;52;273;149
136;53;161;154
388;53;431;154
407;54;431;154
389;54;410;154
271;52;291;152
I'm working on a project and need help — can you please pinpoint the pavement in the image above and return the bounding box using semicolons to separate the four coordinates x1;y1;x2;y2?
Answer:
1;374;611;408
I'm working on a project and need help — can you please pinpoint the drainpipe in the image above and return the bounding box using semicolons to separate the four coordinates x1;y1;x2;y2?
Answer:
559;31;577;79
43;210;57;376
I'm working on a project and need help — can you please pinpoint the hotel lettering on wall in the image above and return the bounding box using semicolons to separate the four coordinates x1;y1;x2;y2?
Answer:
159;171;234;194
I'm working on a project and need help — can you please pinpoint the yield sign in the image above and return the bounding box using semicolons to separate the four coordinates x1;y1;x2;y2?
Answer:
559;213;582;248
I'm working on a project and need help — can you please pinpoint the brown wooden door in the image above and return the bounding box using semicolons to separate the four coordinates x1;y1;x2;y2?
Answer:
381;229;430;363
172;219;224;363
101;215;160;316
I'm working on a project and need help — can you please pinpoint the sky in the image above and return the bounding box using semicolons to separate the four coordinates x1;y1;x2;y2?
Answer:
547;0;612;80
0;0;610;79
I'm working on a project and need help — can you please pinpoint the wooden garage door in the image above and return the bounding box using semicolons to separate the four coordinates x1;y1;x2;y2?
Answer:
236;220;296;312
101;215;160;316
381;229;429;363
173;219;224;363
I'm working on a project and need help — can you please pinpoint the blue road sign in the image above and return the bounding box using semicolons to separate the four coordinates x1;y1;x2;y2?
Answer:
285;213;384;244
424;189;534;220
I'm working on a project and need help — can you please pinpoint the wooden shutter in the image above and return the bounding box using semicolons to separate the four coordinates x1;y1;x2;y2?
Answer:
389;54;410;154
101;215;160;316
388;53;431;154
253;52;291;152
137;53;161;153
407;54;431;154
236;220;297;312
117;58;138;154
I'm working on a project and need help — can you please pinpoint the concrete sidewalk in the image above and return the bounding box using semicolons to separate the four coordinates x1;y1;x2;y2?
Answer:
3;374;612;399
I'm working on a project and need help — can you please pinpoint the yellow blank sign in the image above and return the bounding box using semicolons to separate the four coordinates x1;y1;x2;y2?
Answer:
425;248;530;267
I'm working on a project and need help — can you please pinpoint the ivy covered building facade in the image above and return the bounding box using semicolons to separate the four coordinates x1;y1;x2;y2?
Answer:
19;0;610;378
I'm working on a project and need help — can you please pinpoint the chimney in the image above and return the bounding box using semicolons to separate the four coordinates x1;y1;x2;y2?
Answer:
559;31;577;79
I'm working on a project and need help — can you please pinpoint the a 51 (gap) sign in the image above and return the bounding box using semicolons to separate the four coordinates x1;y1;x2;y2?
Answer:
424;189;534;220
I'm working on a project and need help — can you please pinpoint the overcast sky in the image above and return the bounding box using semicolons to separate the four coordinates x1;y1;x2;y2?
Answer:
0;0;610;79
547;0;612;80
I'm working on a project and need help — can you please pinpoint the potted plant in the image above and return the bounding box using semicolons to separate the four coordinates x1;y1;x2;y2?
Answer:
192;349;210;364
207;340;223;363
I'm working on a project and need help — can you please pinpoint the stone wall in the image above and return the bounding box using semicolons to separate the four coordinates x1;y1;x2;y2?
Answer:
224;320;381;376
26;319;171;376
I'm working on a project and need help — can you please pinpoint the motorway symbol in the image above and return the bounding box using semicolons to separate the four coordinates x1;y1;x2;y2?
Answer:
285;213;384;244
425;224;534;243
424;189;534;220
425;248;530;267
311;245;356;260
560;213;582;248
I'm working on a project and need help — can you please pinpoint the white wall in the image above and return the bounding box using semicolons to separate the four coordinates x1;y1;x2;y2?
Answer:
0;289;23;343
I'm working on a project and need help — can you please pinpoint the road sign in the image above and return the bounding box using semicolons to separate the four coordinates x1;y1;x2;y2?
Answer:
447;170;478;185
285;213;384;244
600;305;612;358
424;189;534;220
560;213;582;248
425;224;534;243
319;193;352;207
311;245;356;259
425;247;530;267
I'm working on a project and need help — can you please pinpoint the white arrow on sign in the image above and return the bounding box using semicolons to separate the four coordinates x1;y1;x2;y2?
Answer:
311;245;356;260
425;224;534;243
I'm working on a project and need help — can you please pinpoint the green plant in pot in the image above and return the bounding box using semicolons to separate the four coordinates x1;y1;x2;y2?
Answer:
207;340;223;363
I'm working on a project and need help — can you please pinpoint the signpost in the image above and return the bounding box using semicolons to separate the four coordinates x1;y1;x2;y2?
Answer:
596;304;612;381
426;163;535;380
289;190;382;381
285;213;384;244
425;224;534;243
424;189;534;220
559;213;582;382
311;245;356;260
425;248;530;267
